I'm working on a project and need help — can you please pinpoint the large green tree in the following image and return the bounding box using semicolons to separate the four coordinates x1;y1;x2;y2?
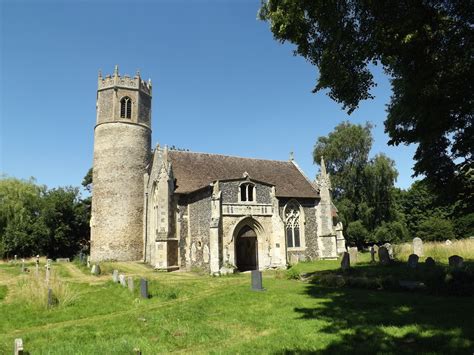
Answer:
259;0;473;195
314;122;401;245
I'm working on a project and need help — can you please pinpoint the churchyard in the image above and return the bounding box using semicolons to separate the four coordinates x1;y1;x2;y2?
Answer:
1;239;473;354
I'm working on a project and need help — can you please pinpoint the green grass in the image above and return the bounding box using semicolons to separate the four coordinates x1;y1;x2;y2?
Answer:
0;259;473;354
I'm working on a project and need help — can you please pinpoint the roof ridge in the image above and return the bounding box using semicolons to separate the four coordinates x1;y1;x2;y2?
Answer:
166;148;292;164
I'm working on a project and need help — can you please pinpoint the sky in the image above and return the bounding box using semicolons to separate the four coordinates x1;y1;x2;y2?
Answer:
1;0;418;192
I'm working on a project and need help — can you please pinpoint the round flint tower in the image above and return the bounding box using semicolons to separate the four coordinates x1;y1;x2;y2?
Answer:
91;65;152;261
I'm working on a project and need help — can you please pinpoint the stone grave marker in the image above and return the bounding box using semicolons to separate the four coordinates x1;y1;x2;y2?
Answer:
340;252;350;271
14;338;24;355
425;257;436;267
35;255;40;275
128;276;134;292
448;255;464;269
348;247;358;264
91;264;101;275
45;264;51;283
119;274;127;287
383;243;394;259
373;245;379;261
445;239;453;246
21;259;25;273
378;246;391;265
56;258;70;263
251;270;264;291
86;256;91;268
112;270;119;283
370;246;376;263
407;254;419;269
413;237;423;256
140;279;149;299
47;288;53;308
14;255;17;264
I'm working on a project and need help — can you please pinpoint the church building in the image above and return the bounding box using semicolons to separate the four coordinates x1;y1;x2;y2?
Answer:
90;67;345;274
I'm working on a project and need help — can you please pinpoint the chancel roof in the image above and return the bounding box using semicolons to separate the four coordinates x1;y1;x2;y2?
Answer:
167;150;319;198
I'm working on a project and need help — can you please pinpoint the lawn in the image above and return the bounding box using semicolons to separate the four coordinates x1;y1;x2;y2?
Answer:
1;258;473;354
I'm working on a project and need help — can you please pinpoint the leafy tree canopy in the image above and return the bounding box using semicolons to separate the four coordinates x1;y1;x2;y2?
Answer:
260;0;473;194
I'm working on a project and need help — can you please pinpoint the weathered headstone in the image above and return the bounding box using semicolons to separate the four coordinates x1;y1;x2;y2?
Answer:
373;244;379;261
340;252;350;270
251;270;264;291
47;259;52;266
14;255;17;264
47;288;53;308
112;270;119;283
86;256;91;268
425;257;436;267
21;259;25;272
140;278;149;299
91;264;101;275
119;274;127;287
45;264;51;283
378;246;391;265
14;338;24;355
413;237;423;256
56;258;70;263
448;255;464;268
370;246;376;263
407;254;419;269
383;243;394;259
348;247;358;264
128;276;134;292
445;239;453;246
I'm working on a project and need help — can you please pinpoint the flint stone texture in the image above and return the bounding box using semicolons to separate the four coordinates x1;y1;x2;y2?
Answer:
378;247;391;265
348;247;358;264
448;255;464;268
407;254;419;269
340;252;350;270
413;237;423;256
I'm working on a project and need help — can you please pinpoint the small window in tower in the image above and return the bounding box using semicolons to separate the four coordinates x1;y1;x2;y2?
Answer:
120;97;132;119
239;183;255;202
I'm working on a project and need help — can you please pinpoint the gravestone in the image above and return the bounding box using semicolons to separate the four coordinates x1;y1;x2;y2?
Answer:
340;252;350;271
373;244;379;261
86;256;91;268
348;247;358;264
425;257;436;267
112;270;119;283
14;255;17;264
21;259;25;273
119;274;127;287
140;279;149;299
47;259;52;266
448;255;464;268
91;264;101;275
14;338;24;355
251;270;264;291
413;237;423;256
383;243;394;259
45;264;51;283
378;246;391;265
370;246;376;263
445;239;453;246
35;255;40;275
47;288;53;308
56;258;70;263
407;254;419;269
128;277;134;292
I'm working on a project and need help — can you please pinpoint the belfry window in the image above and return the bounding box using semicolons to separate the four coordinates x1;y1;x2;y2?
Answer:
285;201;302;248
240;183;255;202
120;97;132;118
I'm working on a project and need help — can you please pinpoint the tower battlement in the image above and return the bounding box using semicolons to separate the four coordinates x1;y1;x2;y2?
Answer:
98;65;152;96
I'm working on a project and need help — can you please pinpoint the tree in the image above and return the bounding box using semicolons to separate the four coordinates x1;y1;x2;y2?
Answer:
259;0;473;194
82;168;93;193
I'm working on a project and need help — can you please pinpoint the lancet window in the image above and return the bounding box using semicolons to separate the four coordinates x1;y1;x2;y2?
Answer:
120;96;132;119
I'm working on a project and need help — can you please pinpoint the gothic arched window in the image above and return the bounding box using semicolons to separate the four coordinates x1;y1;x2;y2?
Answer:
120;96;132;118
285;201;302;248
240;183;255;202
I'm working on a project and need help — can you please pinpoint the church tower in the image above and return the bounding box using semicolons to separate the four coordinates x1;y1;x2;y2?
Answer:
90;66;152;261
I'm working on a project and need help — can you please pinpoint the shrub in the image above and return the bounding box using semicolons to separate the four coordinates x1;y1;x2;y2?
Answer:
286;268;300;280
416;216;455;241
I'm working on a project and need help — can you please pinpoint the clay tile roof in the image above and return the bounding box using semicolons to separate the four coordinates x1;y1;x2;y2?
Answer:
167;150;319;198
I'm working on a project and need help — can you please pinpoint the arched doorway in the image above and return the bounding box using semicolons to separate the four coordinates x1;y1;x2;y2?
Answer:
235;225;258;271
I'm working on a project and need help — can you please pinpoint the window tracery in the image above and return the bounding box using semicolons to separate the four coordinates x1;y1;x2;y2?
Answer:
120;96;132;118
285;201;302;248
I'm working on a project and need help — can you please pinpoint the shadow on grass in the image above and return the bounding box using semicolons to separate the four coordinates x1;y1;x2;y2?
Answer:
284;264;474;354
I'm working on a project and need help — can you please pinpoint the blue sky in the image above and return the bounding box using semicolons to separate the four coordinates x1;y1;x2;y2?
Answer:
1;0;418;191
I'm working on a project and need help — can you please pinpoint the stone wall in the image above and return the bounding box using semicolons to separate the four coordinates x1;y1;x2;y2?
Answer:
220;180;272;204
91;122;151;261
